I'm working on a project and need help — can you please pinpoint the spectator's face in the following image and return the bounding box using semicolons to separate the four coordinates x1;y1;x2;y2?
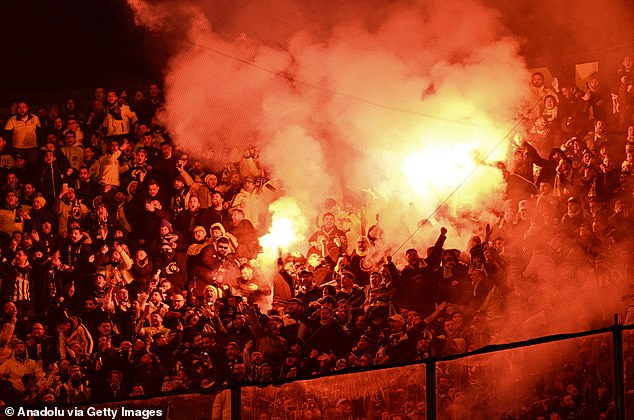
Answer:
135;150;147;164
82;147;94;162
67;119;78;131
107;91;117;104
251;352;263;364
406;250;419;266
217;241;230;256
322;214;335;229
31;323;45;338
42;221;52;234
149;84;160;97
243;178;254;192
17;102;28;117
206;175;218;189
110;141;119;153
174;178;184;191
211;192;222;207
300;272;313;287
150;313;162;327
15;250;28;266
75;168;90;183
161;144;172;158
320;307;334;323
261;365;273;379
544;97;556;109
240;266;253;281
85;299;97;312
171;295;184;309
589;78;600;90
6;192;18;207
66;188;76;201
150;291;162;304
148;184;159;197
231;210;244;224
226;344;239;359
6;173;17;187
194;229;206;242
188;196;200;211
201;336;213;349
341;273;354;288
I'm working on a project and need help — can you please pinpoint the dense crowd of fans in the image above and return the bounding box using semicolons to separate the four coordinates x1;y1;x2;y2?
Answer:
0;55;633;418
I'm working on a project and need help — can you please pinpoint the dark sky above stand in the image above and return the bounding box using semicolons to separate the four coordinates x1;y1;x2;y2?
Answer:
0;0;632;95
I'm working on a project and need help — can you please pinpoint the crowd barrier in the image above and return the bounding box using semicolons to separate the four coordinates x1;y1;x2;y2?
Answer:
60;318;634;419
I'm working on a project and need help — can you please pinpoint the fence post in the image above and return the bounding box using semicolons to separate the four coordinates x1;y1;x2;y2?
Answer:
613;314;625;420
231;385;241;420
426;360;436;420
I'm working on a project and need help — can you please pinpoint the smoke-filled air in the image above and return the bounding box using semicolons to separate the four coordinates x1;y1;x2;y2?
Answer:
126;0;631;347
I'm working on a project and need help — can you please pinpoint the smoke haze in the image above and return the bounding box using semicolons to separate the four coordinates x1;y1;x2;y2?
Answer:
126;0;631;348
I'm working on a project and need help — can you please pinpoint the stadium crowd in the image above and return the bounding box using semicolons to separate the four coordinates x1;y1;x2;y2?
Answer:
0;56;633;419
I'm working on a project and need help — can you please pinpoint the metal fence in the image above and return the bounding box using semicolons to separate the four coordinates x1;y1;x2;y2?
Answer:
64;317;634;419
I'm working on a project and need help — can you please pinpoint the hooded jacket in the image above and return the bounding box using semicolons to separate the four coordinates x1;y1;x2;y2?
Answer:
0;341;45;393
59;317;94;359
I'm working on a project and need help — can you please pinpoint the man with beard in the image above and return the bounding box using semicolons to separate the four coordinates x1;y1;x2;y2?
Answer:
4;102;41;167
26;323;57;369
74;166;99;206
0;249;38;320
209;190;229;227
181;167;217;209
40;150;69;205
53;185;89;238
128;147;150;184
230;176;264;230
85;202;119;247
387;227;447;318
57;364;90;404
186;225;212;257
308;213;347;261
82;147;100;183
301;305;353;359
0;190;31;236
218;171;243;206
0;339;46;402
12;153;37;191
129;179;170;242
174;195;218;244
189;237;239;297
155;243;188;293
103;91;137;141
59;227;92;302
228;208;260;260
151;141;179;193
349;235;373;287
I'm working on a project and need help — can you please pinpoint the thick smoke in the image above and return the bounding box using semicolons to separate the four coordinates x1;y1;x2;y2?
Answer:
126;0;631;345
127;0;527;235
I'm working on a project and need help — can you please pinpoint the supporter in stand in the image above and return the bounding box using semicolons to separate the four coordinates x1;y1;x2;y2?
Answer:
0;73;631;419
